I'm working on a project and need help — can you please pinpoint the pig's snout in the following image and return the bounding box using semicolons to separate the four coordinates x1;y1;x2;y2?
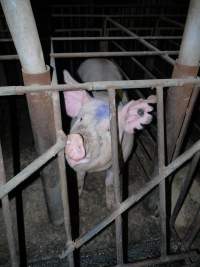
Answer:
65;133;86;163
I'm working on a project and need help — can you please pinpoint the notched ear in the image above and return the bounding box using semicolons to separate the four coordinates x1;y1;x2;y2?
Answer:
63;69;92;117
119;96;156;134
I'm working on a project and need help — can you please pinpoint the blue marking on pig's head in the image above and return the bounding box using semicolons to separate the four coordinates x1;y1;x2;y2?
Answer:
95;103;110;121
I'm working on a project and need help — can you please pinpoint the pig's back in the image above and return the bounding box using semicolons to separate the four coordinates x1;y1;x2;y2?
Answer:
78;58;122;82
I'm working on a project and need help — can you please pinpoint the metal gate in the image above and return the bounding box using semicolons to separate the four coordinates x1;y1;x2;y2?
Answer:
1;4;200;267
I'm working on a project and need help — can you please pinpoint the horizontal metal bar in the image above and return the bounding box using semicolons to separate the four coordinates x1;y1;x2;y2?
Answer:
107;17;176;65
0;38;13;42
54;27;182;33
51;36;182;41
51;14;186;18
160;16;184;28
0;78;199;96
0;131;66;199
0;54;18;60
114;251;197;266
60;139;200;258
50;51;179;58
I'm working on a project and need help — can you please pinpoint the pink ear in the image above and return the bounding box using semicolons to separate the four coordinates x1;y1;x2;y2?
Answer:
119;97;155;134
63;70;91;117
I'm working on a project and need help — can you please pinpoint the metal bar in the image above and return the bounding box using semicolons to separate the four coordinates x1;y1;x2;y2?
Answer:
173;86;200;159
51;14;186;18
166;0;200;162
170;151;200;230
108;89;124;264
50;51;179;58
60;139;200;258
107;17;176;65
114;251;197;266
0;55;18;60
156;86;167;255
0;134;65;199
0;142;19;267
51;36;182;41
0;77;199;96
54;27;182;33
50;41;74;267
112;41;156;79
160;16;184;28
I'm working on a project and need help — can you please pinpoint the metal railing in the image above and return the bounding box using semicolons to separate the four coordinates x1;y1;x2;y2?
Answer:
1;12;200;267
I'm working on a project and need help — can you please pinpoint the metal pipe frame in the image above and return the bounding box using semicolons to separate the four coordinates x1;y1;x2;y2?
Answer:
51;36;182;41
107;17;175;65
51;14;186;18
54;27;182;33
0;77;199;96
50;50;179;59
1;79;200;267
60;138;200;261
108;89;124;264
111;35;200;254
0;142;19;267
50;41;74;267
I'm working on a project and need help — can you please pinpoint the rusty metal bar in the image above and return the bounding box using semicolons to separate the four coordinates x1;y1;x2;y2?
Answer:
51;36;182;41
166;0;200;162
0;134;65;199
50;50;179;59
51;41;74;267
156;86;167;255
0;142;19;267
0;78;199;96
60;139;200;258
173;86;200;159
107;17;175;65
108;89;124;264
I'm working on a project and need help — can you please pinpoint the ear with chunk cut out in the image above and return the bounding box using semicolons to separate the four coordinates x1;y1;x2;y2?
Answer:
63;69;92;117
119;95;156;134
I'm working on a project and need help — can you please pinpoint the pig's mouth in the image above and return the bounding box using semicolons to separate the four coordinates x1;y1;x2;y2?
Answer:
65;133;90;167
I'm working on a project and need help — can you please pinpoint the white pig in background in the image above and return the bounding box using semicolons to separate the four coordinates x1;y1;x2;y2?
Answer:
63;58;156;208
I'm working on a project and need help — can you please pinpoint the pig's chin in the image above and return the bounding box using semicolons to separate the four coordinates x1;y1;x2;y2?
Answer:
67;156;90;167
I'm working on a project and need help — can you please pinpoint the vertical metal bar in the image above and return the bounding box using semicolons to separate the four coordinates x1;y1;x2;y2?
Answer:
108;88;124;264
156;86;167;256
0;142;19;267
50;41;74;267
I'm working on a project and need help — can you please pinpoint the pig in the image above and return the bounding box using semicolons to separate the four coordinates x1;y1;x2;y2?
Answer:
63;58;155;208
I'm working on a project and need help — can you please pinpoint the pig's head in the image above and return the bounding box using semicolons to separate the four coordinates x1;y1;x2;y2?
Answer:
63;69;156;172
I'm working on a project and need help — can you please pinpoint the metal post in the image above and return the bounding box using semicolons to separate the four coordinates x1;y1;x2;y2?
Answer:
0;0;63;224
108;89;124;264
156;86;167;255
0;142;19;267
51;41;74;267
166;0;200;162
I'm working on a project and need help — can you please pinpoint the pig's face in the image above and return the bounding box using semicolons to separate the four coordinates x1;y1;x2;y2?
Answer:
63;69;156;173
65;99;112;172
